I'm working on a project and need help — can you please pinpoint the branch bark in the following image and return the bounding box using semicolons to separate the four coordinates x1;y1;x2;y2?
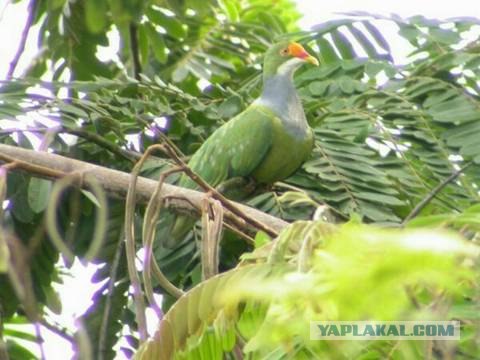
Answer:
0;144;288;233
129;22;142;81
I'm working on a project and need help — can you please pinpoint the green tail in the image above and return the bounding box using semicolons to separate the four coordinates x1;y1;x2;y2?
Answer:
157;211;196;248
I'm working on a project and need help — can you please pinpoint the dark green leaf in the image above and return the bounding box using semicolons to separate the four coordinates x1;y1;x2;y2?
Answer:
147;8;186;39
27;178;52;213
85;0;108;33
316;37;339;64
331;29;355;59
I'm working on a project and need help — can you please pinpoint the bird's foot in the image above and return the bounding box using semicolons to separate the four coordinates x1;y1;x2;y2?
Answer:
216;177;258;201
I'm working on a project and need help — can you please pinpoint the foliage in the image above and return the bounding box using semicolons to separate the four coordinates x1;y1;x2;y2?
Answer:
0;0;480;358
136;218;480;359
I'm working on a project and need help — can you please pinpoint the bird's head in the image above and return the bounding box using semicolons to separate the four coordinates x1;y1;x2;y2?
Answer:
263;41;319;80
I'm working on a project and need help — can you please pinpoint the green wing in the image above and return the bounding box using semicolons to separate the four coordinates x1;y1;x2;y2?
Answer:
179;104;274;189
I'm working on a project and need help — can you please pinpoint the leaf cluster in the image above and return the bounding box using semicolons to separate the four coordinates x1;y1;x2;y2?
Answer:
1;1;480;358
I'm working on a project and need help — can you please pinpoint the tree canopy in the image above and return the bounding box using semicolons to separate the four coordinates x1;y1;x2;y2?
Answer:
1;0;480;359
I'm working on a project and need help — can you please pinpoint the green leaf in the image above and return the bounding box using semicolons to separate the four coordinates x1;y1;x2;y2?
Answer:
428;97;480;123
407;214;452;227
365;61;386;77
147;8;186;39
460;142;480;157
474;154;480;165
188;58;211;79
338;76;356;94
316;37;339;64
254;231;270;248
146;24;167;63
362;21;390;52
137;24;149;67
198;53;235;71
27;178;52;213
81;189;101;208
218;96;242;118
172;66;189;82
85;0;108;33
219;0;239;22
429;28;461;44
398;25;420;43
354;192;404;206
331;29;355;59
0;237;8;273
347;24;378;58
44;286;62;314
57;102;89;119
3;328;37;342
308;81;330;96
6;340;37;360
49;0;66;10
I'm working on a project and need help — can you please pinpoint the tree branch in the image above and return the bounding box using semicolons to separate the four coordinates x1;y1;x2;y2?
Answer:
7;0;37;79
0;126;142;162
160;143;279;238
129;22;142;81
98;230;125;360
65;127;139;162
0;144;288;234
402;161;473;224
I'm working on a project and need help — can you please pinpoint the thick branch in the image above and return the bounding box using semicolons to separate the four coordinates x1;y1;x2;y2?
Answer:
0;144;288;233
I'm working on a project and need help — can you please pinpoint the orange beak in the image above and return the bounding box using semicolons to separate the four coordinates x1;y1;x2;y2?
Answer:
288;42;319;66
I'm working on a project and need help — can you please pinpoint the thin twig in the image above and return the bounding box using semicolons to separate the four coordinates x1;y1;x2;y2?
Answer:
402;162;473;224
1;170;46;360
223;222;254;244
0;336;9;360
39;318;74;343
201;196;223;280
0;152;66;178
156;131;184;158
45;173;108;264
125;148;152;342
74;318;93;360
4;234;46;360
98;230;125;360
297;226;316;273
274;181;348;220
33;323;46;360
129;22;142;80
0;169;10;360
165;194;255;243
6;0;37;79
0;127;48;135
0;126;141;162
404;285;420;309
66;127;139;162
142;164;184;305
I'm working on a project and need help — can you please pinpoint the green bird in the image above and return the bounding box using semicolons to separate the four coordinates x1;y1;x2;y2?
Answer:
166;41;318;244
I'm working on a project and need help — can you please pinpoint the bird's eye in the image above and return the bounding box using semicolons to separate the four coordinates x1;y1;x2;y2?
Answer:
280;48;289;56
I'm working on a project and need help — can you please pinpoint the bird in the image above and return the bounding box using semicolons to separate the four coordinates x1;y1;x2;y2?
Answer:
165;40;318;244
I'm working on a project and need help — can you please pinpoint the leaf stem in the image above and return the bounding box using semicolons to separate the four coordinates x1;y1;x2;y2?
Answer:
402;161;473;224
